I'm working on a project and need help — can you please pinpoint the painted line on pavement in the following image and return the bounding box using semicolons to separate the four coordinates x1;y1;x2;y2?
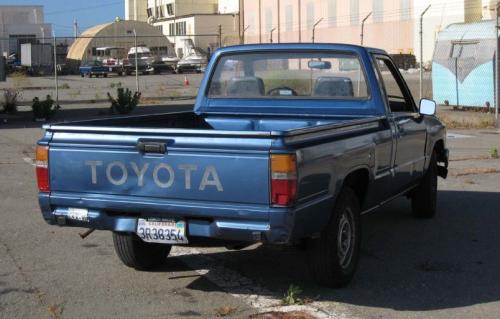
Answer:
23;157;36;166
171;246;355;319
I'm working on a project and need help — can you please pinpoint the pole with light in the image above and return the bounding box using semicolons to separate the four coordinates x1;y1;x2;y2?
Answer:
133;29;139;93
419;4;431;101
270;27;276;43
360;12;372;45
52;30;59;107
312;18;323;43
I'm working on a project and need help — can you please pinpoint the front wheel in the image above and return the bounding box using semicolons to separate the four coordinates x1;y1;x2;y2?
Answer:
307;187;361;287
112;232;172;270
411;151;438;218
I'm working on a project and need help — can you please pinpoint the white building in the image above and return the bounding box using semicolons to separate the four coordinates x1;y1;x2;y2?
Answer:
0;5;52;57
125;0;240;57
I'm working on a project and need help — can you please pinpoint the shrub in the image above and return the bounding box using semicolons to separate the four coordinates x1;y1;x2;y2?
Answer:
107;88;141;115
32;95;60;120
2;89;21;113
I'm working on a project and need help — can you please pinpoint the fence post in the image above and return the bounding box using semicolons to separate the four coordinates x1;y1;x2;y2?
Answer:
496;2;499;122
218;25;222;48
53;31;59;106
312;18;323;43
360;12;372;46
419;4;431;101
133;29;139;93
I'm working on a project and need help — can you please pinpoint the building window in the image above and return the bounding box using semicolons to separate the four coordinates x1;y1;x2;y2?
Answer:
158;6;164;18
169;23;175;36
328;0;337;27
306;2;315;29
350;0;359;25
146;8;153;18
166;3;174;16
265;8;273;32
373;0;383;23
176;21;187;36
285;5;293;32
400;0;410;20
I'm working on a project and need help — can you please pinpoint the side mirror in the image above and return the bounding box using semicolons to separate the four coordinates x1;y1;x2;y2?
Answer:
419;99;436;116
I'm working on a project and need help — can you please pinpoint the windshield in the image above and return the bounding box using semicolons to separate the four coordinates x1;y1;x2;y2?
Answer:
208;52;368;99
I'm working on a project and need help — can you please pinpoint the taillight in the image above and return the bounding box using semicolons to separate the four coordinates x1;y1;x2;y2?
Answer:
36;145;50;192
271;154;297;206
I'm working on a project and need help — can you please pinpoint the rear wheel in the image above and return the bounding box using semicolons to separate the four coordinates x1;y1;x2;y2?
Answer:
112;232;172;270
307;187;361;287
411;151;438;218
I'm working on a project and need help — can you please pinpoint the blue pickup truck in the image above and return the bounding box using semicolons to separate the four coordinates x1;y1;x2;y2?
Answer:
36;44;448;287
79;60;109;78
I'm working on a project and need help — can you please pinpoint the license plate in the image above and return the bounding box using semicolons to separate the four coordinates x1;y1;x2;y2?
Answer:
136;219;188;244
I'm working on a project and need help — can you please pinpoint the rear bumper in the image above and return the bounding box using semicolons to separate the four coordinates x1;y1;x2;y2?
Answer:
38;192;296;244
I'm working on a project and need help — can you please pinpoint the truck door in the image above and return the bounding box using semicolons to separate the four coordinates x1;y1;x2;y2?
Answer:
373;56;427;193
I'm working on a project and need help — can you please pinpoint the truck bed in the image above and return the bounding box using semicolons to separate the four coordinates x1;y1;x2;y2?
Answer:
45;111;384;144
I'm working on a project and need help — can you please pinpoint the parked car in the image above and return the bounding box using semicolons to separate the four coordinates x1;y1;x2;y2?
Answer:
176;49;208;73
35;43;448;287
79;61;109;78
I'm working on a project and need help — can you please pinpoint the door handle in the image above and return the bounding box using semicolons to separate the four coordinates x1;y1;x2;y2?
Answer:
137;141;166;154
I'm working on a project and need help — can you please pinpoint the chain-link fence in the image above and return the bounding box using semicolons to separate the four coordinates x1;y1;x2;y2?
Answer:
0;14;498;124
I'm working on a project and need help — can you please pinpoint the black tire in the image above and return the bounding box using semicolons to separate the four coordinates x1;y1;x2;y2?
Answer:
112;232;172;270
411;151;438;218
103;73;108;78
80;73;84;78
307;187;361;287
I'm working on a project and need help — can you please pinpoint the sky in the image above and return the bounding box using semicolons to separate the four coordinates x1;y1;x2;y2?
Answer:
0;0;123;36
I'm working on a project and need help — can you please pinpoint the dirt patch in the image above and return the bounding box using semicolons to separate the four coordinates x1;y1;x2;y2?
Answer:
452;168;500;177
437;109;497;129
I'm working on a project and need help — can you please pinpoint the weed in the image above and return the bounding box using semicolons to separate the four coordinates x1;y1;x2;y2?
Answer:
250;311;318;319
32;95;60;120
107;88;141;114
1;89;21;113
490;148;499;159
282;284;304;306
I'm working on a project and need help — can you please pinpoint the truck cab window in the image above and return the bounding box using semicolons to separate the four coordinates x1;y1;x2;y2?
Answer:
374;57;415;113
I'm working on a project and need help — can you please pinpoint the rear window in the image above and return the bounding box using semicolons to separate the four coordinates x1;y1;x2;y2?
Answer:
207;52;368;99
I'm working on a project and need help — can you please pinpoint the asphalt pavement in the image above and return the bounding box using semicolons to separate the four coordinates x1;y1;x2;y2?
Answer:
0;110;499;318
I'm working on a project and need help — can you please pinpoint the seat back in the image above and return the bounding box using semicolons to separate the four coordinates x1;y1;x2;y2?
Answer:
313;76;354;97
226;76;265;97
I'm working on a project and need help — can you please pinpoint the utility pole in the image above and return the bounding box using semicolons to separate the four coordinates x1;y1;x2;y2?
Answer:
73;18;78;39
241;25;250;44
360;12;372;45
269;27;276;43
218;24;222;48
312;18;323;43
420;4;431;101
133;29;139;93
52;31;59;107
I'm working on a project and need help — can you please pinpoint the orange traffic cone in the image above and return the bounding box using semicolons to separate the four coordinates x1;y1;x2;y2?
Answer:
184;76;190;86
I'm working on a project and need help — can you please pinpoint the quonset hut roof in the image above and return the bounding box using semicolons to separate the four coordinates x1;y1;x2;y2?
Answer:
66;20;173;62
